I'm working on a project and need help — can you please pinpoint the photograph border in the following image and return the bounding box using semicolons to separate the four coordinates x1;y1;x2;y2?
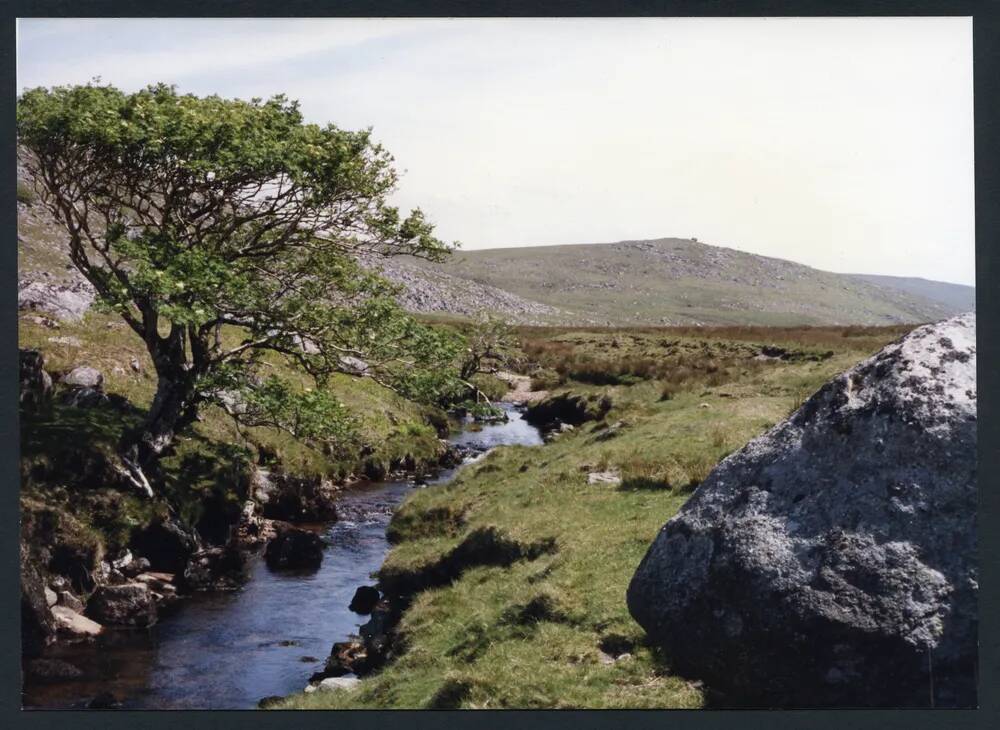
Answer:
2;1;997;728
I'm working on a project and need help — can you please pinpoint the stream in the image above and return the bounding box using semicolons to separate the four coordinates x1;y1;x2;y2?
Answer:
23;403;542;710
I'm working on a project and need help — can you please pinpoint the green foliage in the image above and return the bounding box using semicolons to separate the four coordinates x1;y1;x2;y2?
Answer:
457;314;520;382
459;400;506;421
17;82;466;459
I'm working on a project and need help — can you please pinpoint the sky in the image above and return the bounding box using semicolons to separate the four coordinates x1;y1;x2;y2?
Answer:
17;17;975;286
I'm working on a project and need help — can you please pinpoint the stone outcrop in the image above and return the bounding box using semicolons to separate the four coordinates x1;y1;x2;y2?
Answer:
357;252;560;324
627;313;977;708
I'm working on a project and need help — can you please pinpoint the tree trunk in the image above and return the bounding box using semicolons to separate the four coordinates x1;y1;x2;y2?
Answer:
136;375;198;461
119;371;199;498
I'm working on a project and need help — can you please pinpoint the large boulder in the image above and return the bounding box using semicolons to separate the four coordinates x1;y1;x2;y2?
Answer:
627;313;977;708
349;585;381;615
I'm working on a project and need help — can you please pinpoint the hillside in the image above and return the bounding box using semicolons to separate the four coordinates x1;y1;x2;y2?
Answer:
848;273;975;313
16;177;561;327
357;253;561;324
18;168;971;328
414;238;971;326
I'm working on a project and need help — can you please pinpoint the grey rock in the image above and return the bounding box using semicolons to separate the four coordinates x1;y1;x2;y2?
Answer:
587;470;622;486
62;366;103;389
180;547;247;592
129;518;200;574
21;545;56;655
18;279;95;321
86;583;157;627
348;585;380;615
627;313;977;708
315;676;361;693
57;590;85;614
252;468;339;522
51;605;103;639
338;355;370;376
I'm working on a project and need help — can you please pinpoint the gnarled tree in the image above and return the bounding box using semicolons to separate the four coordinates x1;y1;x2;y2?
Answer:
17;82;465;495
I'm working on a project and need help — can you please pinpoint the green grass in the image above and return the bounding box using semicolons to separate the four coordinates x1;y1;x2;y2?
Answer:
19;308;452;562
276;326;904;709
19;309;447;481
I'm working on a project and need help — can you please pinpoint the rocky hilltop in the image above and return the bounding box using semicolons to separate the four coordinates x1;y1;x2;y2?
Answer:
16;185;560;326
627;313;977;707
357;253;561;324
416;238;973;326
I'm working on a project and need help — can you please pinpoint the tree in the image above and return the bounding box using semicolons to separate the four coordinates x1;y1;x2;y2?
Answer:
459;314;519;382
17;82;465;496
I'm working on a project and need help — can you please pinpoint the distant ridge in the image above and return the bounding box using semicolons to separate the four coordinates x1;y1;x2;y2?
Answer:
407;237;973;326
847;274;974;314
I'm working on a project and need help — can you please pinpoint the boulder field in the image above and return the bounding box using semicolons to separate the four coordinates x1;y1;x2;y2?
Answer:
627;313;977;707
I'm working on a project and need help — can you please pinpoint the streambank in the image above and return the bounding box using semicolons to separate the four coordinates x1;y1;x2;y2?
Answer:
22;404;541;709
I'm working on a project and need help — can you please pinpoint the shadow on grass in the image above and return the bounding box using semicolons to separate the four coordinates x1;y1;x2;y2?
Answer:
617;476;673;491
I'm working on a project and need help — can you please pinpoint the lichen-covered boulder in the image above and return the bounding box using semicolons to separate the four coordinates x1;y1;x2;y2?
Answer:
627;313;977;708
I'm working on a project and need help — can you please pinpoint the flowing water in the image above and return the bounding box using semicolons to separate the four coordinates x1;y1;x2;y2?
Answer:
23;404;542;710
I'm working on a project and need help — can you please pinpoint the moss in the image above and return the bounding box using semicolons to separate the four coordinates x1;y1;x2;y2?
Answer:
17;180;36;204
